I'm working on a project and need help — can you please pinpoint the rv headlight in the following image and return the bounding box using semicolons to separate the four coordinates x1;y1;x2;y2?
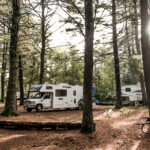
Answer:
31;101;35;105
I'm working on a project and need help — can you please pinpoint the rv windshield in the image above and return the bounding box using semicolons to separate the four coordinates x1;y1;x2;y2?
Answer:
28;91;38;98
31;92;44;99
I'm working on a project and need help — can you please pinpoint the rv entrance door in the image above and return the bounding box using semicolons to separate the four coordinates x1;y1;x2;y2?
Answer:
42;93;52;108
53;89;67;108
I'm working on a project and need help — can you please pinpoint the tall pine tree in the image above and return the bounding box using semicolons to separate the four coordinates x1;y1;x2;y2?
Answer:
81;0;95;133
112;0;122;109
140;0;150;115
2;0;20;116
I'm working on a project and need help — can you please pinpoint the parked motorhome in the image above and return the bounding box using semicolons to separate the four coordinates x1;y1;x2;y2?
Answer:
121;84;142;103
24;83;95;112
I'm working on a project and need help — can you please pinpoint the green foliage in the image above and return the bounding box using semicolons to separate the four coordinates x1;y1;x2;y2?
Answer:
45;48;84;85
121;55;143;85
94;58;115;101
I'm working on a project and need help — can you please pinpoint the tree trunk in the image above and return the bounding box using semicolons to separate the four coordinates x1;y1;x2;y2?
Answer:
140;73;147;105
124;0;131;56
81;0;95;133
1;0;20;116
40;0;46;84
0;121;82;130
133;0;141;55
1;45;5;102
112;0;122;109
1;42;8;102
140;0;150;115
132;0;147;105
18;55;24;105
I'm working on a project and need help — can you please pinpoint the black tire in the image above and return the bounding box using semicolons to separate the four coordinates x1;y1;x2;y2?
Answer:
78;103;83;110
27;108;32;112
36;104;43;112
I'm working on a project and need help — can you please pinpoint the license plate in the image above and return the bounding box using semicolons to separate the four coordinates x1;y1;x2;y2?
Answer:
24;106;27;109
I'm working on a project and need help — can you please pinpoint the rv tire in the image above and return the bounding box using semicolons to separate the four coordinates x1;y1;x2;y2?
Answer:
27;108;32;112
78;103;83;110
36;104;43;112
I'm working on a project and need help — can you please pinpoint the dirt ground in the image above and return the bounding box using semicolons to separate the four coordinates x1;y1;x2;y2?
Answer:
0;103;149;150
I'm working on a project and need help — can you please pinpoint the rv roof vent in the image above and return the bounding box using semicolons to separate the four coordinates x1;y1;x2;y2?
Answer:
63;86;71;88
46;86;52;90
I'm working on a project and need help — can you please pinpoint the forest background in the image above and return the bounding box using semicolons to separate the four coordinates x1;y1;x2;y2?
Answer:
0;0;146;103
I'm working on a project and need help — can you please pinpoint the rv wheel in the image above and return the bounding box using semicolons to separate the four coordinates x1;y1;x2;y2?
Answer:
78;103;83;110
36;104;43;112
27;108;32;112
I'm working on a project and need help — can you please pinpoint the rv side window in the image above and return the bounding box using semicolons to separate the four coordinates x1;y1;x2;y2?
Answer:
125;88;131;92
56;90;67;97
44;93;50;99
73;91;76;96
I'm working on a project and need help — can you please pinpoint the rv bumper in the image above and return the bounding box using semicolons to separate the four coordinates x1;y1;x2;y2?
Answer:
24;105;36;109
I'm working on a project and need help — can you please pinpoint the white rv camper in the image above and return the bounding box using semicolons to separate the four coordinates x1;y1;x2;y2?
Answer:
24;83;85;112
121;84;142;102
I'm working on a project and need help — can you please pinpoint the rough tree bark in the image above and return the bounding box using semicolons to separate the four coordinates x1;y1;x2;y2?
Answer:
18;55;24;105
81;0;95;133
140;73;147;105
39;0;46;84
1;43;5;102
1;14;8;102
0;121;82;130
112;0;122;109
140;0;150;115
124;0;131;56
132;0;147;105
1;0;20;116
1;42;8;102
133;0;141;55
